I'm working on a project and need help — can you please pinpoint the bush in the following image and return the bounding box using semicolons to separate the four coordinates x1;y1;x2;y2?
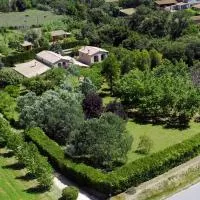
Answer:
62;186;79;200
136;135;153;154
0;117;53;189
26;126;200;196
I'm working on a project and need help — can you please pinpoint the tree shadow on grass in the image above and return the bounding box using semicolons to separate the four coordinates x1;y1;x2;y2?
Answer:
2;162;25;170
0;151;14;158
25;185;48;194
16;172;36;181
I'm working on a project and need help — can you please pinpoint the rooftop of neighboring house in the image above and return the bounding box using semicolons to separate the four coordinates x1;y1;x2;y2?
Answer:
192;3;200;9
192;15;200;23
155;0;177;5
14;59;50;78
119;8;136;16
79;46;108;56
20;41;33;47
36;50;64;64
51;30;71;37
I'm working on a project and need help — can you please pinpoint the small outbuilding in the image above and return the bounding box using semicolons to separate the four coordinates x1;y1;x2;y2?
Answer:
20;41;33;51
155;0;177;8
51;30;71;42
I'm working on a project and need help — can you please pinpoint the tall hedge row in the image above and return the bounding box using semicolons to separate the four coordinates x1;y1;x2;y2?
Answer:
26;127;200;196
2;47;45;67
0;117;53;189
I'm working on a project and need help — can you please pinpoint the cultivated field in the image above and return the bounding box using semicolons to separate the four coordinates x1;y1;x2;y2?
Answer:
0;10;63;27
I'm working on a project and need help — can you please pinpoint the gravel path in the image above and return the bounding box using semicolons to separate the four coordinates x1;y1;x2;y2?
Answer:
53;172;98;200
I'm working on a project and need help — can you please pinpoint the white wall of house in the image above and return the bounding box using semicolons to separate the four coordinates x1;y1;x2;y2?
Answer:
79;52;108;65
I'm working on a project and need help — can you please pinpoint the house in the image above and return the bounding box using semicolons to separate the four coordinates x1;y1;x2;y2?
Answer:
36;50;69;67
192;15;200;24
37;50;88;68
78;46;108;66
155;0;177;8
192;3;200;10
14;59;50;78
20;41;33;51
51;30;71;42
119;8;136;16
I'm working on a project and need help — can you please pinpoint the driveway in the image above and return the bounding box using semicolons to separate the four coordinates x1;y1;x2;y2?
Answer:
166;182;200;200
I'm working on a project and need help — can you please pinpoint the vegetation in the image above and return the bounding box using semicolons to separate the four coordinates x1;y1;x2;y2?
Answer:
0;117;53;189
66;112;132;170
61;186;79;200
0;148;58;200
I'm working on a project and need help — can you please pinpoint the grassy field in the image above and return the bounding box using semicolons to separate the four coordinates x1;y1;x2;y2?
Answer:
0;10;63;27
127;121;200;163
0;148;59;200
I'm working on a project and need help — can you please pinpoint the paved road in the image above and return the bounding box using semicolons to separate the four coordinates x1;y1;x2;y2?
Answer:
166;182;200;200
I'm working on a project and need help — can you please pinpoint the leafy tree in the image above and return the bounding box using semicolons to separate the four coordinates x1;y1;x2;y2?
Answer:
4;85;20;98
149;49;162;68
82;92;103;118
79;65;103;90
22;77;54;95
18;89;84;144
80;77;96;96
66;112;132;170
102;54;120;92
115;61;200;127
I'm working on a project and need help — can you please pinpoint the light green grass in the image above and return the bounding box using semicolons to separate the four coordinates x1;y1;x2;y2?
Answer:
127;121;200;163
0;148;59;200
0;10;63;27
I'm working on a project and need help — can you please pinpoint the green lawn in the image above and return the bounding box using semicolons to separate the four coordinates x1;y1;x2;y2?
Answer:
0;148;59;200
127;121;200;162
0;10;63;27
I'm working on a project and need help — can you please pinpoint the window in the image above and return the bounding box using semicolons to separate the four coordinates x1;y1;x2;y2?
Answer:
94;55;99;62
101;54;106;61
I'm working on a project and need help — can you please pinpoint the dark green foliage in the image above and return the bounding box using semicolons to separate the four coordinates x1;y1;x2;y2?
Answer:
80;77;97;96
2;47;45;67
115;61;200;127
0;68;22;87
26;126;200;195
18;89;84;145
102;54;120;92
66;112;132;170
62;186;79;200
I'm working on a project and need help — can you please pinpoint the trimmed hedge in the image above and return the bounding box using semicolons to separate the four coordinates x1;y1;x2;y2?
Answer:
2;47;45;67
62;186;79;200
26;127;200;196
61;40;87;49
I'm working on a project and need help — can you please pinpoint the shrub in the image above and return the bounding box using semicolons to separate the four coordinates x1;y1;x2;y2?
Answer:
0;117;53;189
62;186;79;200
26;126;200;196
136;135;153;154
